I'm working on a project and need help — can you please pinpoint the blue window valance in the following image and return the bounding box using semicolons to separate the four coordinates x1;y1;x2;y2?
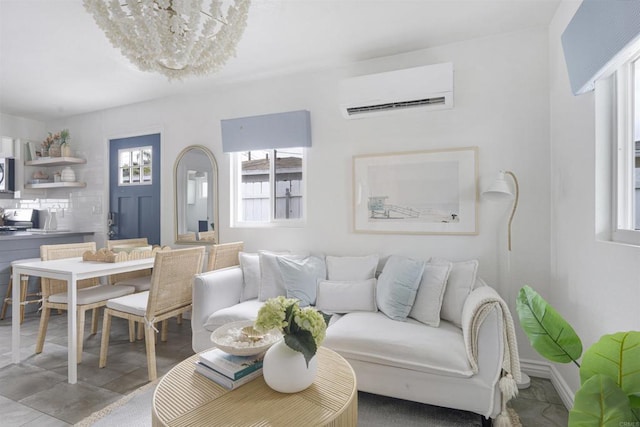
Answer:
221;110;312;153
562;0;640;95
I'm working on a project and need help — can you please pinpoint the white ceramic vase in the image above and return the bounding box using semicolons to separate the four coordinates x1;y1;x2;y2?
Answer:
61;166;76;182
263;340;318;393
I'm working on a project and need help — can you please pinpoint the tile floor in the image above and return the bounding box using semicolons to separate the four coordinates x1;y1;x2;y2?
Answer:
0;311;569;426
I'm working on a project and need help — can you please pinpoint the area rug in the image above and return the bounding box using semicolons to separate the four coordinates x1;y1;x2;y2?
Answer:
76;382;521;427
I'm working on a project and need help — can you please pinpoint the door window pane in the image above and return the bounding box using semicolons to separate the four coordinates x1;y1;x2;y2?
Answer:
118;146;153;186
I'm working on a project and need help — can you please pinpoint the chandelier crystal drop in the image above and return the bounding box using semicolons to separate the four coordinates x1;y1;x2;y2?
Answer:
83;0;251;80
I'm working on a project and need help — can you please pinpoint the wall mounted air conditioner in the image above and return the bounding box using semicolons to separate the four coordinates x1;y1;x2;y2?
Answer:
339;62;453;119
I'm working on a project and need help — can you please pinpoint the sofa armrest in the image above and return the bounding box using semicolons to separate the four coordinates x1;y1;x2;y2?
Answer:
191;266;243;341
461;284;505;388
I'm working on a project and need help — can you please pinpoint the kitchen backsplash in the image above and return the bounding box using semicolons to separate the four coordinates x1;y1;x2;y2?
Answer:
0;191;103;232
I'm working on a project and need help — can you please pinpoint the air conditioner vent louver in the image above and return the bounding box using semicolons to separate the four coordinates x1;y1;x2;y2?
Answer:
339;62;453;119
346;97;446;116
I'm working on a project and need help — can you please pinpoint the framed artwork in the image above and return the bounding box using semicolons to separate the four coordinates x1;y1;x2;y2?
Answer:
353;147;478;235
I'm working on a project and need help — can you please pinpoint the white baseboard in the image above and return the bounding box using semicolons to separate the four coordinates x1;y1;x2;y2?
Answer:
519;358;575;410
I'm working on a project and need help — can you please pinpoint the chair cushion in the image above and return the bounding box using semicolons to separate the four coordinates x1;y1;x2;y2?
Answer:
114;275;151;292
324;311;473;378
106;291;150;316
203;300;265;332
49;284;135;305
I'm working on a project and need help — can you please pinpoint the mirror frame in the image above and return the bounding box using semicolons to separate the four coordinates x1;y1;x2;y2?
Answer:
173;145;219;245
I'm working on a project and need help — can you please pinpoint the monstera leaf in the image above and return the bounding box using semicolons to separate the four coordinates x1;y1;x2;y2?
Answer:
569;375;634;426
516;286;583;364
580;332;640;412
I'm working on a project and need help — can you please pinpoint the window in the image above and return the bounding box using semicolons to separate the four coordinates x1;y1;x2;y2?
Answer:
232;148;305;225
118;146;152;185
611;56;640;244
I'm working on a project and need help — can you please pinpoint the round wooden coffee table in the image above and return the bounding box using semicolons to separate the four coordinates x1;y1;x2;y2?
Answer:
152;346;357;427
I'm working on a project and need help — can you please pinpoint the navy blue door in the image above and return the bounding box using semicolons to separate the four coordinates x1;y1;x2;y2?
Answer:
109;134;161;245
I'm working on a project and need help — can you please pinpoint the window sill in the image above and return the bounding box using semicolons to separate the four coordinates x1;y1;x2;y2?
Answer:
232;220;306;229
609;229;640;247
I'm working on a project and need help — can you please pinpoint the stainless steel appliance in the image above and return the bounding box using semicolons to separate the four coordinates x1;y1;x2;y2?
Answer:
0;208;38;234
0;158;15;192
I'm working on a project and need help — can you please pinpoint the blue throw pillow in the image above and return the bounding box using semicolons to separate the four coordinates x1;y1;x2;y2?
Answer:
277;255;327;306
376;255;425;321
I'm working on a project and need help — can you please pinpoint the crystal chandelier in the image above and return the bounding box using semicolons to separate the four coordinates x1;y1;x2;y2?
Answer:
83;0;251;80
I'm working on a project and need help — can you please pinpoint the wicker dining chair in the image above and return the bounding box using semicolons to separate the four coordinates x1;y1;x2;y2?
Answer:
206;241;244;271
99;246;205;381
106;238;153;291
36;242;135;363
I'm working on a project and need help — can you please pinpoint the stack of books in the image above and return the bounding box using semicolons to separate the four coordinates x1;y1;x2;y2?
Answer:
195;348;264;390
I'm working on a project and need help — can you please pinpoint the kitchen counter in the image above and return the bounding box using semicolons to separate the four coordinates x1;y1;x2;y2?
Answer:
0;231;94;241
0;230;96;319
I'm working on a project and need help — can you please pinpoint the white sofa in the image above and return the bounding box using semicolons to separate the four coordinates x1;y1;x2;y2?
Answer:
191;253;515;423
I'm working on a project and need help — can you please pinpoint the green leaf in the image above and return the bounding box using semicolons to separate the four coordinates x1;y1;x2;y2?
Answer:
581;332;640;407
284;330;317;367
516;286;583;364
569;375;634;427
320;311;332;327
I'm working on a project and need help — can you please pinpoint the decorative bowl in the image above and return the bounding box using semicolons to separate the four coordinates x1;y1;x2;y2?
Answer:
211;320;281;356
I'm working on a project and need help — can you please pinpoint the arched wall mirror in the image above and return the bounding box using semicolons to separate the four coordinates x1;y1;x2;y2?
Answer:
174;145;219;245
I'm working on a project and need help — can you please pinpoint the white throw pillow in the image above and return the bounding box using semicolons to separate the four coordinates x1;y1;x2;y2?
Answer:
376;255;425;321
409;260;452;327
434;258;479;327
258;251;306;301
326;254;379;281
239;252;260;301
315;279;377;313
277;255;326;306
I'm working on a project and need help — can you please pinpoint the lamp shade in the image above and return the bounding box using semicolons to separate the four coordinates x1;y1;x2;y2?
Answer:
483;172;514;200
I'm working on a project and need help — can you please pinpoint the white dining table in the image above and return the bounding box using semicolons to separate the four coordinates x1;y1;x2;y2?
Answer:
11;256;156;384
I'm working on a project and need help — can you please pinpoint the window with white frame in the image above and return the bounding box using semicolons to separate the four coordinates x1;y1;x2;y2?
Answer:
231;148;305;224
611;56;640;244
222;110;311;227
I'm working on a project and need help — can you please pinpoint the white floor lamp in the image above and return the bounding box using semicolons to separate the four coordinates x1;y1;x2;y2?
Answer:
483;170;530;389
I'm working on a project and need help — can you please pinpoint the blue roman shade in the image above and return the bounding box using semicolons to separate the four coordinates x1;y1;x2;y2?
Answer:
221;110;312;153
562;0;640;95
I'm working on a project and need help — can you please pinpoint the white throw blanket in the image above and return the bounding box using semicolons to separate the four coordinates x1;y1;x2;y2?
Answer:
461;285;522;427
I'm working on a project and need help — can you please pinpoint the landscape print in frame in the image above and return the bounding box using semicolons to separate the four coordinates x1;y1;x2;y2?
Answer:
353;147;478;235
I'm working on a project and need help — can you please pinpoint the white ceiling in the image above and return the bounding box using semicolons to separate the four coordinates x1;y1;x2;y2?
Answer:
0;0;560;122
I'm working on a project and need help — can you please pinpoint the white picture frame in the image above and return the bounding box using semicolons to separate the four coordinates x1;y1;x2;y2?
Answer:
353;147;478;235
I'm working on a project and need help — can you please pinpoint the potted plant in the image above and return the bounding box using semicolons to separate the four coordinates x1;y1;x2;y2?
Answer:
516;286;639;426
255;296;331;393
60;129;71;157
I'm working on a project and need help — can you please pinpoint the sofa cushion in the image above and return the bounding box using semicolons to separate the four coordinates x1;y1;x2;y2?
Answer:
324;311;473;378
239;252;260;301
203;299;265;333
326;254;378;281
277;255;326;306
258;250;302;301
376;255;425;321
434;258;479;327
316;279;377;313
409;260;452;327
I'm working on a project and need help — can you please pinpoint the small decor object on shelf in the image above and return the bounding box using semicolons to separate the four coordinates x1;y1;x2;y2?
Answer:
255;296;331;393
60;129;71;157
41;129;70;158
60;166;76;182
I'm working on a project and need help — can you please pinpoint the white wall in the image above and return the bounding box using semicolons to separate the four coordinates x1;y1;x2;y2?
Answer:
549;1;640;396
45;27;551;361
